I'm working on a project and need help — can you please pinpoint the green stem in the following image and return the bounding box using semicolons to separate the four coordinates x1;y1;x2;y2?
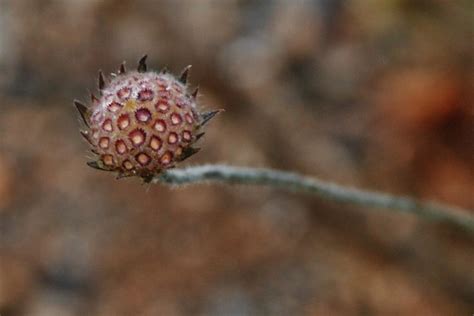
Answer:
154;164;474;232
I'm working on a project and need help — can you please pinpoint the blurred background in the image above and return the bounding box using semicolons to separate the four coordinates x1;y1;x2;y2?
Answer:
0;0;473;315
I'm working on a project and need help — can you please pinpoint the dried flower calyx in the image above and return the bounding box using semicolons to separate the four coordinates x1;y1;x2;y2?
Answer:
75;55;220;181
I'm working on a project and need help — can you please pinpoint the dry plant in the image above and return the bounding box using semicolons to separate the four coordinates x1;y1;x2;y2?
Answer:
75;56;474;232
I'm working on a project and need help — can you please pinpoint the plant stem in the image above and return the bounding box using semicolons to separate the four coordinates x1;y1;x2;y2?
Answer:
154;164;474;232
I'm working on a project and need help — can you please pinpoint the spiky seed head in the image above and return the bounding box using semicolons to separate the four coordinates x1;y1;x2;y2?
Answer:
75;56;220;181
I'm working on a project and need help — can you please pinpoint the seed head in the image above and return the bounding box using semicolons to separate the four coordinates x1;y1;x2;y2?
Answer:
75;55;220;181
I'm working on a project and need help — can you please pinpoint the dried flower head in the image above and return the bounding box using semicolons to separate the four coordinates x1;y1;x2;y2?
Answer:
75;55;220;181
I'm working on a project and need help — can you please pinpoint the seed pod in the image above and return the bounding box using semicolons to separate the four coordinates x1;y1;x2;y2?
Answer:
75;56;221;181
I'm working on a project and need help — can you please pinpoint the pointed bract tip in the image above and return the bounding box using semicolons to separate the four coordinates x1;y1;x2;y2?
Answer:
200;109;223;126
80;131;93;144
90;92;99;103
74;99;90;127
116;172;132;179
137;55;148;72
191;86;199;99
195;132;205;141
179;65;192;84
119;62;126;74
98;70;105;91
87;161;104;170
142;173;155;183
177;147;201;162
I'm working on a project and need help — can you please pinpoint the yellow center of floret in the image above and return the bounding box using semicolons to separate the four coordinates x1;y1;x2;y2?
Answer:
124;99;137;112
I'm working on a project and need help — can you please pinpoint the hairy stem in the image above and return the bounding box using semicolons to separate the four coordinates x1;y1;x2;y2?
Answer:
154;164;474;232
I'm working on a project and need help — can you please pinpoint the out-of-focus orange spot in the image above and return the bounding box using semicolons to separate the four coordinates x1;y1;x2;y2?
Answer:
375;69;462;128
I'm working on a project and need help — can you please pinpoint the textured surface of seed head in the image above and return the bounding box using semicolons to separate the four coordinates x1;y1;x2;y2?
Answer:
102;119;113;132
99;137;110;149
115;140;127;154
167;132;178;144
129;129;146;147
149;136;162;151
153;120;166;132
76;56;219;180
171;113;182;125
135;108;152;123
